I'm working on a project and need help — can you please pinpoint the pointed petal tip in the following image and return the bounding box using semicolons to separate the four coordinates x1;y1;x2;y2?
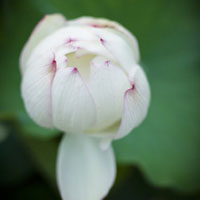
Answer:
20;13;67;74
52;67;96;133
72;67;78;73
115;66;151;140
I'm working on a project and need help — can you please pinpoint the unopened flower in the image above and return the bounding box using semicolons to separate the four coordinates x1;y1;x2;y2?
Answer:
20;14;150;200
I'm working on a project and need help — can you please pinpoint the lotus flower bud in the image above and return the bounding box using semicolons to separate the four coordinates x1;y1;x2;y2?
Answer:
20;14;150;139
20;14;150;200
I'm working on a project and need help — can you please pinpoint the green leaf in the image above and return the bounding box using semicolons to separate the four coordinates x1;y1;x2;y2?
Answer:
113;0;200;192
17;112;59;139
17;130;60;183
0;122;33;185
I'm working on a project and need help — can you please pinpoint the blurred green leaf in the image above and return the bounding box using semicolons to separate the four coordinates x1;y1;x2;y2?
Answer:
114;0;200;192
0;122;33;185
17;130;59;183
17;112;59;139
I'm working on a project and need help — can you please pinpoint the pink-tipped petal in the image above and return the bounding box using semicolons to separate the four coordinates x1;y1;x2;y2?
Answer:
25;26;113;75
52;67;96;133
115;65;151;139
87;56;131;131
20;14;67;73
69;17;139;54
72;40;114;61
90;28;139;72
21;54;56;128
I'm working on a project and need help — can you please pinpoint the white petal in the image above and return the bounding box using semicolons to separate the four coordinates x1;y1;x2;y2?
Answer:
57;134;116;200
21;54;56;128
72;40;114;61
26;26;112;75
115;65;151;139
20;14;67;73
69;17;139;60
88;56;131;131
90;28;139;72
52;67;96;133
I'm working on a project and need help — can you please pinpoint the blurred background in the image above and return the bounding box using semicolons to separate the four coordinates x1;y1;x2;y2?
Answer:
0;0;200;199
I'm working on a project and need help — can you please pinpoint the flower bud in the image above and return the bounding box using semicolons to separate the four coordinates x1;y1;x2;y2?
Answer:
20;14;150;139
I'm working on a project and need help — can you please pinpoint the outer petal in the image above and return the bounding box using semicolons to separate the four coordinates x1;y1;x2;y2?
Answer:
71;40;114;61
87;56;131;131
21;53;55;128
57;134;116;200
52;67;96;133
90;27;139;72
69;16;139;62
20;14;67;73
26;26;113;74
115;65;151;139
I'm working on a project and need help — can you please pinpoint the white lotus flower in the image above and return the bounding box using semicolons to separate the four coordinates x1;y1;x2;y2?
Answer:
20;14;150;200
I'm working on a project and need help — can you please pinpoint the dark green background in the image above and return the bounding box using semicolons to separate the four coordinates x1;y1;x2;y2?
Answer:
0;0;200;199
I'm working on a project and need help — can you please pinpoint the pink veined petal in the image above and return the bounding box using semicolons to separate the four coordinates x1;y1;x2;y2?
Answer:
69;16;139;56
57;133;116;200
115;65;151;139
87;56;131;131
25;26;113;75
72;40;114;61
21;53;56;128
52;67;96;133
90;28;139;72
20;14;67;74
54;45;77;69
